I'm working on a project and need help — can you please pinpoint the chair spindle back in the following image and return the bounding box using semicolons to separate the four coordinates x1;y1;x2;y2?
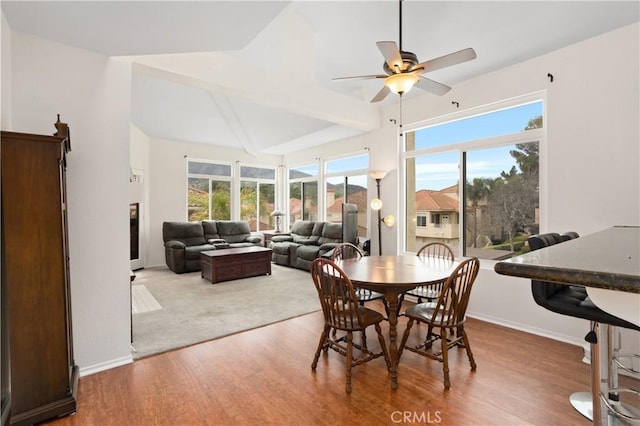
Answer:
310;258;364;331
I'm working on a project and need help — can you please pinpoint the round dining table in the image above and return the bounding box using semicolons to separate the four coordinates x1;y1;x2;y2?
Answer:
335;254;459;390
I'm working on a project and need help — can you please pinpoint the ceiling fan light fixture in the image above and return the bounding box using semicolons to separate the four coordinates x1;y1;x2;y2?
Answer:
384;72;418;95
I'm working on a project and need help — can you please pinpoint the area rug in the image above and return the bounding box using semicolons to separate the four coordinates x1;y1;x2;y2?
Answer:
131;264;319;359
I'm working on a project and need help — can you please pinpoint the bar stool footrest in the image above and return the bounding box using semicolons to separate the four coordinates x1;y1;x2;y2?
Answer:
599;389;640;422
613;354;640;377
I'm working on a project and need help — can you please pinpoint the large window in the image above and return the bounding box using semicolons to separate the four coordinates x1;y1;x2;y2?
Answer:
289;164;319;226
187;161;232;221
187;160;277;228
404;99;543;260
287;153;370;238
324;154;368;237
240;165;276;231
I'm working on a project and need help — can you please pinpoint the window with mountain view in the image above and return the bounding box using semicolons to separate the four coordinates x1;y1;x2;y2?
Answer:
404;99;543;260
240;165;276;231
187;161;232;221
289;163;319;226
324;154;368;237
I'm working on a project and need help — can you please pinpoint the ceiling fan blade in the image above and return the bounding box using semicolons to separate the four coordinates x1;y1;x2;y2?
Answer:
415;76;451;96
332;74;387;81
376;41;403;72
371;85;391;103
414;48;477;74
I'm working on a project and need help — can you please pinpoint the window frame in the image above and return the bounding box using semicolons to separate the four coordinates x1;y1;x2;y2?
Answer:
186;158;234;221
323;152;369;226
287;160;321;226
239;162;277;231
400;92;546;259
285;150;370;236
186;158;278;226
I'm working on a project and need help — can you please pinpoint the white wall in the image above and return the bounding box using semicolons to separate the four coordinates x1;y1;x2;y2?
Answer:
8;30;133;374
287;22;640;349
1;12;12;129
137;136;282;267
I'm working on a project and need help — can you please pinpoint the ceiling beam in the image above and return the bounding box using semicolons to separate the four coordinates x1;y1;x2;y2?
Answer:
132;55;381;133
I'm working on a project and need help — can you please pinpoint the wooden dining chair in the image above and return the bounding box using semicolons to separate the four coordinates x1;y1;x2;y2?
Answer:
397;242;455;315
332;243;389;315
398;257;480;390
331;243;388;349
310;258;391;394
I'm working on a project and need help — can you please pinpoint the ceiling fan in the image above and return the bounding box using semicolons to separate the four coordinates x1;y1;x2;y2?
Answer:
333;0;477;103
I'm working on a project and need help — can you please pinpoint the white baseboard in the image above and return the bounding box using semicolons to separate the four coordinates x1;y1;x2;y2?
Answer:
79;355;133;377
467;310;589;354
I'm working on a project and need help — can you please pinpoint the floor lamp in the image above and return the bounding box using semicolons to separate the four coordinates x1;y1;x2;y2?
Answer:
370;170;394;255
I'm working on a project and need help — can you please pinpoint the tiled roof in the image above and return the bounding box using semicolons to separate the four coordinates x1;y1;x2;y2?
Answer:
415;186;459;212
327;190;367;213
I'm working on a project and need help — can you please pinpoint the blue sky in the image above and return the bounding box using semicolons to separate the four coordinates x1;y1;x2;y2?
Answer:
412;101;542;190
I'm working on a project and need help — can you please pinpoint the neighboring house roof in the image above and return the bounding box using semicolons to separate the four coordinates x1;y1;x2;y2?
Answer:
416;187;459;212
248;219;270;230
327;190;367;214
439;183;459;194
289;198;302;215
188;187;207;195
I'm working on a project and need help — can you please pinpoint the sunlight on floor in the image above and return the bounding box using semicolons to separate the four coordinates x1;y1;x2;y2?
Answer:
131;285;162;314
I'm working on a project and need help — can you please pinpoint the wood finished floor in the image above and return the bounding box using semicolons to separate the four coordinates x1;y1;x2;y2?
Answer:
46;303;594;426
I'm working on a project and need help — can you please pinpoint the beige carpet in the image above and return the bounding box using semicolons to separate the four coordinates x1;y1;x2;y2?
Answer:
131;264;319;359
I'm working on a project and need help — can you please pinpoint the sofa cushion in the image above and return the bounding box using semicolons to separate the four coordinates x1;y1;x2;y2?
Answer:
318;222;342;245
272;241;294;255
163;222;207;246
271;234;293;243
216;220;251;243
307;222;325;243
202;220;220;241
185;244;215;260
296;244;321;261
290;220;315;242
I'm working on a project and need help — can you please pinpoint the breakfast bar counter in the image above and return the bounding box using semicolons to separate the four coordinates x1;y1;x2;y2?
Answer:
494;225;639;294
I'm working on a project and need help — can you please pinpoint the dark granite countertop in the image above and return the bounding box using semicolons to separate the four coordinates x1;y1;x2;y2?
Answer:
494;226;640;294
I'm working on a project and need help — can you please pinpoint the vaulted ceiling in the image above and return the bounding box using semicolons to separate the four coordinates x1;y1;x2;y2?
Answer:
3;1;638;155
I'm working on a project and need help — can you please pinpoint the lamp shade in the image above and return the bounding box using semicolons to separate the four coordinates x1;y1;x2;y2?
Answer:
270;209;285;217
369;170;388;180
370;198;383;211
384;73;418;95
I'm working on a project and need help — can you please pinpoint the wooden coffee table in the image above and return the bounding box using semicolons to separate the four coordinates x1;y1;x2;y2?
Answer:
200;246;272;284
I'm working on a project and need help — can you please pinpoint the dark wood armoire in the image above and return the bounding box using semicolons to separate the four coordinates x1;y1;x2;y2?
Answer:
0;117;78;425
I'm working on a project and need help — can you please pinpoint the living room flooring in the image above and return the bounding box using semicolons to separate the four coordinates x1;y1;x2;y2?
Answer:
44;300;605;426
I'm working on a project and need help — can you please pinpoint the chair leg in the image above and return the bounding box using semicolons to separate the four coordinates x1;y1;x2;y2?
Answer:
441;328;451;390
374;322;391;370
312;324;331;370
398;318;415;361
461;328;477;370
382;299;391;318
361;329;368;351
424;324;435;349
345;331;353;394
396;294;404;316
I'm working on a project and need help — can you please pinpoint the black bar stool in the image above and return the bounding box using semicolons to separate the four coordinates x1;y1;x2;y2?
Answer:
528;233;640;424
